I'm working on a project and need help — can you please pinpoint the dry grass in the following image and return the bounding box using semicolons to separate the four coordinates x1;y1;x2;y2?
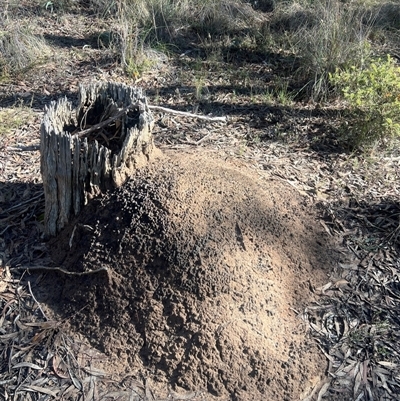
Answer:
371;1;400;30
91;0;259;36
99;0;262;76
0;106;36;137
0;20;50;78
0;108;25;136
271;0;375;100
3;0;399;104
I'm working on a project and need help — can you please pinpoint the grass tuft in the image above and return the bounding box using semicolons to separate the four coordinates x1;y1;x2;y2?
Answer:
270;0;375;101
0;104;35;137
0;20;50;77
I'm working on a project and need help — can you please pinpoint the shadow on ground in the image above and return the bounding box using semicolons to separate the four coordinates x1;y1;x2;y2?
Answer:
0;181;45;267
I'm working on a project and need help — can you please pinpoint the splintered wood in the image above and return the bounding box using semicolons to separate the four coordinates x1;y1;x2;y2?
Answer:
40;82;158;237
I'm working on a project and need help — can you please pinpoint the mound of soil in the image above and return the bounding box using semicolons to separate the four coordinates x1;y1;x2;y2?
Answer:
40;151;336;400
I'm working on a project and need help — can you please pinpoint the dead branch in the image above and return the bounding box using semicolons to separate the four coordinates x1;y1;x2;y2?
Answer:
75;103;139;138
148;104;227;122
72;103;226;139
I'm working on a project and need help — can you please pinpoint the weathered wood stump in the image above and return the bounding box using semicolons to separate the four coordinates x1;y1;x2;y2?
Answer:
40;81;158;237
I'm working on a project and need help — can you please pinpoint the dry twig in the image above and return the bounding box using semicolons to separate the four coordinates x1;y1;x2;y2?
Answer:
148;104;227;122
11;266;108;276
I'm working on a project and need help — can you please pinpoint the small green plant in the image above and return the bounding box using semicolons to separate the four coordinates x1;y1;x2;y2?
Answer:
346;320;392;362
261;80;293;106
125;56;153;80
275;78;293;106
262;88;275;104
194;75;205;100
330;55;400;149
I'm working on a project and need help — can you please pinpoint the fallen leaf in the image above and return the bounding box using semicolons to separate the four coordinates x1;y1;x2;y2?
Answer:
12;362;43;370
69;368;82;390
316;381;330;401
378;361;398;369
21;385;58;397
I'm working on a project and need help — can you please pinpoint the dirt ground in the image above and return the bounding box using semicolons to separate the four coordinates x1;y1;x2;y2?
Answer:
28;150;338;400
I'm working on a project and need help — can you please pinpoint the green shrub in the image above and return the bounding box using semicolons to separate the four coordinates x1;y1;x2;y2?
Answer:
330;55;400;149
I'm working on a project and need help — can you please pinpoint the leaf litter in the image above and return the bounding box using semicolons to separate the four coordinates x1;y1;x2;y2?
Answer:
305;161;400;400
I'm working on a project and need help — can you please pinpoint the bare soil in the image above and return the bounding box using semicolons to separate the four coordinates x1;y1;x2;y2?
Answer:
32;150;335;400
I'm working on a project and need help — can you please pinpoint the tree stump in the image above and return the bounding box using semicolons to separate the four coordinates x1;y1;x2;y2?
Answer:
40;81;159;237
